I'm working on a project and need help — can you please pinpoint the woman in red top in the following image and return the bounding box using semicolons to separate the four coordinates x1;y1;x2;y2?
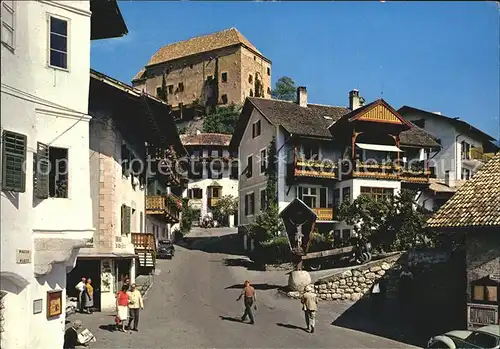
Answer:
116;284;129;332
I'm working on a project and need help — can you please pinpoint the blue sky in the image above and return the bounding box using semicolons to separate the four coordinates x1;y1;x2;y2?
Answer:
91;1;499;141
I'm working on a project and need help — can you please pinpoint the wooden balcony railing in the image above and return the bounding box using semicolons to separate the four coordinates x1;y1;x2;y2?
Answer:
146;195;181;222
131;232;156;251
293;157;337;179
311;208;334;221
464;149;496;164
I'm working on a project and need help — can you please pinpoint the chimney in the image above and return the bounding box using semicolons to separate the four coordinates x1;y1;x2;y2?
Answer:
297;86;307;107
349;89;360;110
445;170;456;188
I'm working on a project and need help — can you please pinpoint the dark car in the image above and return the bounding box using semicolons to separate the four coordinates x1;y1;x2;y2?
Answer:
157;240;175;259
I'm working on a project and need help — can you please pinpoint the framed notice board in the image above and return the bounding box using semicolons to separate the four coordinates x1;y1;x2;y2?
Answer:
47;290;62;319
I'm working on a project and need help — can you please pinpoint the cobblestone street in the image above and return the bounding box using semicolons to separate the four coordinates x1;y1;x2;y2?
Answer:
69;228;421;348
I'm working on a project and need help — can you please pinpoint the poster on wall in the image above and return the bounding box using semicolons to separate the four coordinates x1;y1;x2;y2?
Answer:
101;260;113;293
46;290;62;319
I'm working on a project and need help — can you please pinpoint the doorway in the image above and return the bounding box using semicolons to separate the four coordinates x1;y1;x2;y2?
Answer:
67;259;102;311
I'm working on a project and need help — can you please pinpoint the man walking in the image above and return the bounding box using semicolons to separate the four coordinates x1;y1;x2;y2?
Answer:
236;280;256;324
127;283;144;332
301;285;317;333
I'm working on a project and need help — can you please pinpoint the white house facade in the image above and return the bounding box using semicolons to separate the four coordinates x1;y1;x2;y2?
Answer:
231;88;440;246
0;1;126;348
399;106;498;211
181;132;239;226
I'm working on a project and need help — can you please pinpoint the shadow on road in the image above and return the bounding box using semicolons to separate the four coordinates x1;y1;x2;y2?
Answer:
225;283;283;291
180;233;243;255
98;324;118;333
223;257;264;271
219;316;249;324
332;299;426;347
276;322;308;332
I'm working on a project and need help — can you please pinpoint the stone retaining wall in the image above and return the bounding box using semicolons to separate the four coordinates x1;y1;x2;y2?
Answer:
287;248;455;302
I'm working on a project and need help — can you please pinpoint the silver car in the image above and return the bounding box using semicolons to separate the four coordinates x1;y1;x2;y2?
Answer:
427;325;500;349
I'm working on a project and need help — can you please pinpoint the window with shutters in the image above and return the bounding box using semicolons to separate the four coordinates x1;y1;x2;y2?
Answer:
121;144;131;177
121;205;131;235
342;186;351;203
49;147;68;198
1;0;15;50
260;148;267;174
252;120;261;138
246;155;253;178
1;130;26;192
244;193;255;216
35;142;49;198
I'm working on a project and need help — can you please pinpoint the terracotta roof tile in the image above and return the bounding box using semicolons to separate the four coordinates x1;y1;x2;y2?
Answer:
148;28;263;67
180;133;232;146
427;153;500;229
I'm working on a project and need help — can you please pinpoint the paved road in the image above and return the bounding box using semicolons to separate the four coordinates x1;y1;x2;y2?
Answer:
71;228;421;348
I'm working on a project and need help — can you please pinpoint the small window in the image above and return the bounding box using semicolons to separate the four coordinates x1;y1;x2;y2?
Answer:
245;193;255;215
248;74;253;83
260;189;267;211
342;229;351;241
1;130;26;192
267;67;270;76
230;160;239;179
207;75;213;81
221;72;227;82
156;86;162;97
267;87;271;95
342;187;351;203
189;64;193;69
260;149;267;174
246;155;253;178
49;16;68;69
178;82;184;92
221;94;228;104
1;0;15;49
413;119;425;128
167;85;174;94
35;143;68;198
193;188;203;199
252;120;261;138
249;89;253;97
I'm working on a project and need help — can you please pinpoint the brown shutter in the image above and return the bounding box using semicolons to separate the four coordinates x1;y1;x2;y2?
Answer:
125;206;131;234
140;212;144;233
2;130;27;192
35;142;49;198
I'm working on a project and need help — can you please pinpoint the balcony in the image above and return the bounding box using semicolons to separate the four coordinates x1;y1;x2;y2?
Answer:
311;208;334;221
146;194;182;223
350;160;400;180
463;149;496;166
399;160;432;185
131;232;156;251
293;157;338;180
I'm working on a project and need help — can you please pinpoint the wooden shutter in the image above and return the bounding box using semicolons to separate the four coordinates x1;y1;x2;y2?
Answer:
121;205;131;235
244;195;248;216
2;130;27;192
140;212;144;233
35;142;49;198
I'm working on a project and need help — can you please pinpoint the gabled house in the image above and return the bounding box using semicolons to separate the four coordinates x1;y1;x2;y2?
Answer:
180;132;239;226
427;153;500;329
230;88;440;243
0;0;127;347
399;106;499;211
67;70;185;312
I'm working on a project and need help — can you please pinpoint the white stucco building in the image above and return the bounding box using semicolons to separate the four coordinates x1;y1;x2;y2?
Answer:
67;70;184;312
0;1;127;348
231;88;440;244
399;106;499;211
180;132;239;226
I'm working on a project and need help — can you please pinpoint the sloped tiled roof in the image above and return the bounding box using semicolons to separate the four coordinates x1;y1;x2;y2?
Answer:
428;179;466;194
180;133;232;146
149;27;264;67
427;153;500;229
400;122;441;148
248;97;350;138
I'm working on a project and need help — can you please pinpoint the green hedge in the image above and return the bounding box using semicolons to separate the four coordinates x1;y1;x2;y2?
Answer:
253;236;291;264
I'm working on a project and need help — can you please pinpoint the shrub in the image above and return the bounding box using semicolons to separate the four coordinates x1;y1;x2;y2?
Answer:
254;236;291;264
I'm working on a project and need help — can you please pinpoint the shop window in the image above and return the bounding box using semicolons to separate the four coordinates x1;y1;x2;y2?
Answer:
471;278;498;304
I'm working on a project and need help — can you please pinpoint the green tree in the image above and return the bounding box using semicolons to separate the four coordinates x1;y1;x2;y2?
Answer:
337;189;431;252
271;76;296;101
212;195;238;226
202;103;242;134
250;136;284;242
180;198;195;235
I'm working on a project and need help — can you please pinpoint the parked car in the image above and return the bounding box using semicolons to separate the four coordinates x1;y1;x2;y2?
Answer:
427;325;500;349
157;240;175;259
